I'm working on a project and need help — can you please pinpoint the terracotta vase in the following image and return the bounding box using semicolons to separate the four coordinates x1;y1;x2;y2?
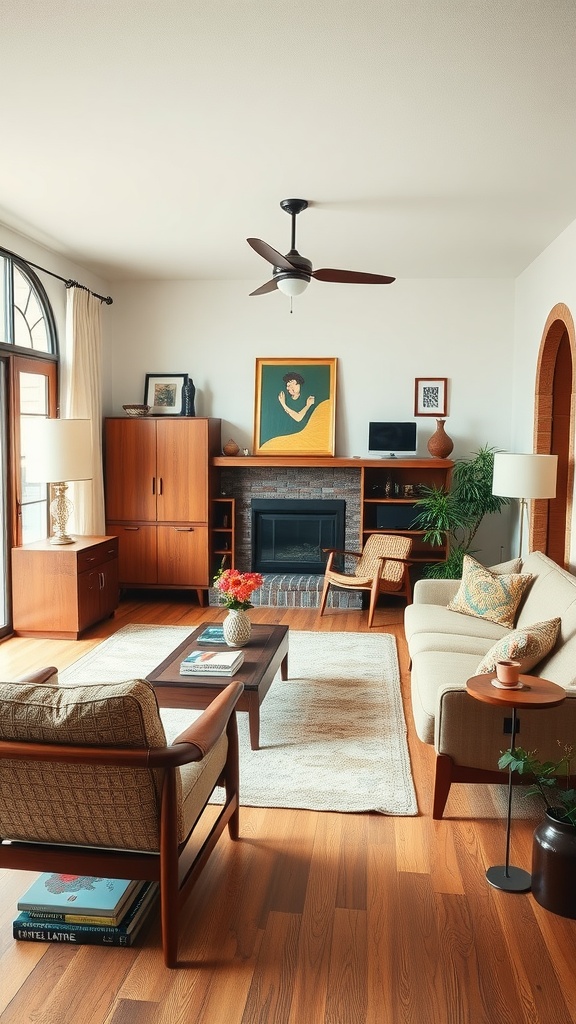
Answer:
223;439;240;456
427;419;454;459
532;810;576;918
222;608;251;647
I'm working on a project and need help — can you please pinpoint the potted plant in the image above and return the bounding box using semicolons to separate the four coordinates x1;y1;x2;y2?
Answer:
498;743;576;918
411;445;510;578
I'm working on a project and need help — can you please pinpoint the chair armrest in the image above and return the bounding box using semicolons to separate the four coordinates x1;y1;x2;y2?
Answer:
171;679;244;757
14;667;58;685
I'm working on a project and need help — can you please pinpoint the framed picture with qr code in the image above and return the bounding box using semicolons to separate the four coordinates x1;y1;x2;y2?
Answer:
414;377;448;417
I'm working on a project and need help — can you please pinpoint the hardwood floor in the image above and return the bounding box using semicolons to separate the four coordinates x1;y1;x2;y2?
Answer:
1;593;575;1024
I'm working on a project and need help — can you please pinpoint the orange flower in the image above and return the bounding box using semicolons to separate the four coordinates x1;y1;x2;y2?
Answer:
213;568;264;609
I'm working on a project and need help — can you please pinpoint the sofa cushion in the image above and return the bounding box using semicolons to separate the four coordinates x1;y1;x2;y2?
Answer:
475;618;561;674
516;551;576;628
410;650;483;744
447;555;533;629
0;678;171;850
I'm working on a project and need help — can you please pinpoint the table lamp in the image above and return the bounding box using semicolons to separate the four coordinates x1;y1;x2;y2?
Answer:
492;452;558;558
25;418;92;544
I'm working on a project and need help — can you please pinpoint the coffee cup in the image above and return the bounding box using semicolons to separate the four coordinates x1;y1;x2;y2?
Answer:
495;660;521;686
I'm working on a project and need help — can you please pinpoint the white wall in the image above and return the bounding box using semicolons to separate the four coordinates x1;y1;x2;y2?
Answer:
514;218;576;567
109;274;516;564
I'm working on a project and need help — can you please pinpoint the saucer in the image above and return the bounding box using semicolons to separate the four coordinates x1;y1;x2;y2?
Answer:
491;679;524;690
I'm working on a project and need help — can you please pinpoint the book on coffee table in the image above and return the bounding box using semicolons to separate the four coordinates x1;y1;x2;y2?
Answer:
196;625;227;645
179;649;244;676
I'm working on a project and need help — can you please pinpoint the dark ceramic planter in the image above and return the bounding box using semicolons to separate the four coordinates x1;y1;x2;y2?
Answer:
532;809;576;918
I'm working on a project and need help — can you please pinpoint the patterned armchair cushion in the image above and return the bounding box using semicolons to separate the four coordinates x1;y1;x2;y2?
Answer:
447;555;533;629
475;617;561;675
0;679;172;851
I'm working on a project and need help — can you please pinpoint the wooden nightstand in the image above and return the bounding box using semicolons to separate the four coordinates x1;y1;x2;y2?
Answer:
12;536;119;639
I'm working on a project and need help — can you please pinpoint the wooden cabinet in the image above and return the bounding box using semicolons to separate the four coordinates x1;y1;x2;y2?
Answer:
12;536;119;639
360;459;453;568
105;417;220;598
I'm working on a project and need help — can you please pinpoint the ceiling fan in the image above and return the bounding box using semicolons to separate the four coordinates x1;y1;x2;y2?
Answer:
247;199;395;300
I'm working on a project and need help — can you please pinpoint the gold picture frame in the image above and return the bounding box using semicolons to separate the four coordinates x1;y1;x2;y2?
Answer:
253;357;337;456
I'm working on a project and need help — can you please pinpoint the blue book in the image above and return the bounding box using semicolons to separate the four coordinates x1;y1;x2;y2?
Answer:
17;874;140;918
196;625;226;644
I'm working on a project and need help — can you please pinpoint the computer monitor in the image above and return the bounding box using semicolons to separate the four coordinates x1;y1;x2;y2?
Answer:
368;421;417;458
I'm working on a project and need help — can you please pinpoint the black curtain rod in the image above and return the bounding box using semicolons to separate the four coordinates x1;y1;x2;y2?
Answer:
0;245;113;305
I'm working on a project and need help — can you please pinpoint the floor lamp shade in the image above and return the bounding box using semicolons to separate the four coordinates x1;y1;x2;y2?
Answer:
492;453;558;501
24;418;93;544
492;453;558;559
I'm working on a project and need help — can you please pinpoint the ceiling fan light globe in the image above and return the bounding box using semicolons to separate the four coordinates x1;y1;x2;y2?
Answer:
277;276;309;297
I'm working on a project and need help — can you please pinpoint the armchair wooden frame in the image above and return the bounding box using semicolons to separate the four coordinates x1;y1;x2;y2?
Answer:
320;540;412;627
0;668;243;968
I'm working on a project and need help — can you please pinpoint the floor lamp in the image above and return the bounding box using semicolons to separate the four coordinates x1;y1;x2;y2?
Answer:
492;453;558;559
24;418;92;544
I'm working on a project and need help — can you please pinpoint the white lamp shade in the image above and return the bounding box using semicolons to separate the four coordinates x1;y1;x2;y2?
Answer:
24;418;93;483
276;276;310;297
492;453;558;499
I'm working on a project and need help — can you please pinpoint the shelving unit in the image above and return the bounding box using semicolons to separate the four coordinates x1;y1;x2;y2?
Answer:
360;459;453;569
211;497;235;575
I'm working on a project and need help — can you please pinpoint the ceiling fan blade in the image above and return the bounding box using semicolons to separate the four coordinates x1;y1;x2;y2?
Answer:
249;278;279;296
312;268;396;284
247;238;298;271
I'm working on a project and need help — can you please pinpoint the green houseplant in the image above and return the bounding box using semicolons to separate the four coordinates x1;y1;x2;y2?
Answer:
498;744;576;825
411;445;510;578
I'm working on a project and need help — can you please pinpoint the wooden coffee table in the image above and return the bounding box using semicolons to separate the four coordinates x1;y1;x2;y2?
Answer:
146;623;289;750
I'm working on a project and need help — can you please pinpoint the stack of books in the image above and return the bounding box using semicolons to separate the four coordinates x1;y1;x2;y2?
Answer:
179;648;245;676
13;873;159;947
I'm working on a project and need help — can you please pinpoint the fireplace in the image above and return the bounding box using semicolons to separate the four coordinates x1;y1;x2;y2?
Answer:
251;499;345;574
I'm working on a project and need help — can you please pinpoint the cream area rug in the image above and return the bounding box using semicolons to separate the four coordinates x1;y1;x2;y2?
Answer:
59;624;418;816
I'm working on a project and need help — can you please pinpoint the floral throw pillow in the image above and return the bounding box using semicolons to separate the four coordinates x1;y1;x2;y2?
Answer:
447;554;534;629
476;618;561;674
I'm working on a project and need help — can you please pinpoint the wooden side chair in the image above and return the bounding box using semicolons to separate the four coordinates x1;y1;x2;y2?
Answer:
319;533;413;627
0;668;243;968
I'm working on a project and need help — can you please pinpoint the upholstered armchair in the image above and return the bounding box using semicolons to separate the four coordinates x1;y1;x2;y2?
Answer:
320;533;413;626
0;667;243;968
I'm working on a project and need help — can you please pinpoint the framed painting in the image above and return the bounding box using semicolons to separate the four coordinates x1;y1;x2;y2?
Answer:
414;377;448;417
253;357;337;456
144;373;188;415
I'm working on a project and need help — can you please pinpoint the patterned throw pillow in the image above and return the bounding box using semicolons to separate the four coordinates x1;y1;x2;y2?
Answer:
447;554;534;628
476;618;561;674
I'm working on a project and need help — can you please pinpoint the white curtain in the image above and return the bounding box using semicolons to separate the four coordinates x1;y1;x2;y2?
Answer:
64;286;106;535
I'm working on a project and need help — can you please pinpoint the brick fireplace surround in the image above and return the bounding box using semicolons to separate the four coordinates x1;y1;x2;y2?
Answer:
209;464;363;609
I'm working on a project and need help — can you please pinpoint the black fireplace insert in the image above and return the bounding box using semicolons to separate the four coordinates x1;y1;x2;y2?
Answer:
251;498;345;574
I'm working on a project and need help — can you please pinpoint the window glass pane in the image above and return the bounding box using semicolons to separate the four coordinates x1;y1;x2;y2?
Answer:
20;372;50;540
13;266;50;352
0;363;8;633
0;258;6;345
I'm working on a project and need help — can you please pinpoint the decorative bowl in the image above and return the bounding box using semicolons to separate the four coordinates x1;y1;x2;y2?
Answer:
123;404;150;417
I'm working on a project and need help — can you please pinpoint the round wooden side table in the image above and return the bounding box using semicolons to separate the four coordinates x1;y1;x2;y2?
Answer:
466;672;566;893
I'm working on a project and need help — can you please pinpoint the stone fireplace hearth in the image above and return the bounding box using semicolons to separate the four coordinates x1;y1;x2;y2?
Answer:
209;465;363;608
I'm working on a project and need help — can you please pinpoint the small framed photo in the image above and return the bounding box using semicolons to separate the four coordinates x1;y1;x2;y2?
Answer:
144;373;188;415
414;377;448;417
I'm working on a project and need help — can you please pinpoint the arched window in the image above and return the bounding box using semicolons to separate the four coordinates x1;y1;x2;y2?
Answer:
0;251;58;636
1;253;58;353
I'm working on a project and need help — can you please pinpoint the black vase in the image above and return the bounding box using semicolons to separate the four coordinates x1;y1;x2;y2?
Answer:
532;809;576;918
183;379;196;416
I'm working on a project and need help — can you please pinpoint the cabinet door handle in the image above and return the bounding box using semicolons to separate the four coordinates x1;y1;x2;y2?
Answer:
175;527;193;532
152;478;155;495
124;526;140;531
99;572;105;589
159;478;163;495
85;556;96;563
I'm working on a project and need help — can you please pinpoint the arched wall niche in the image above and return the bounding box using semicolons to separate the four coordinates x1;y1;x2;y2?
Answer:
532;302;575;566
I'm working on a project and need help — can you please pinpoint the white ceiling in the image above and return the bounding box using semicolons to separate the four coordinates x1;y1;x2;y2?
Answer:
2;0;576;284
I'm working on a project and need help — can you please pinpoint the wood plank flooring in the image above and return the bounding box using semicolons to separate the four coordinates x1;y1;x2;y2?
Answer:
0;593;575;1024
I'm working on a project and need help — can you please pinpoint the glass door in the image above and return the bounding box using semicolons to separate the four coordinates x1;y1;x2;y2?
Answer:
0;363;8;637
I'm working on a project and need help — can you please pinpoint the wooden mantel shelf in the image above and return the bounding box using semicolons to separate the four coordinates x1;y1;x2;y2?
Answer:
213;456;454;469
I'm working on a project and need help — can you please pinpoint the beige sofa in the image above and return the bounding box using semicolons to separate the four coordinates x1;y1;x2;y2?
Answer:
404;551;576;818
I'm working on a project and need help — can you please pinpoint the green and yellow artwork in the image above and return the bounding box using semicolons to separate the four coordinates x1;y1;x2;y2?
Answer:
253;358;337;456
